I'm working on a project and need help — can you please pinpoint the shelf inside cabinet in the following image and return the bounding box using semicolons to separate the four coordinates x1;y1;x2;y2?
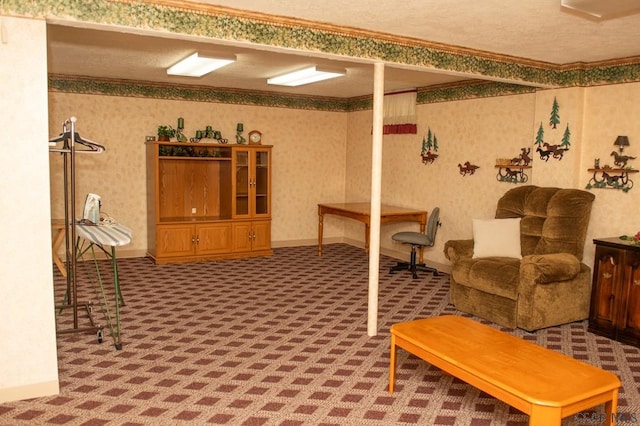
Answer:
157;142;232;159
159;216;232;223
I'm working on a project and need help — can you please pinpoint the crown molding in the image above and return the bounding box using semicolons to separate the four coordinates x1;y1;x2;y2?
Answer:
48;75;352;111
49;75;539;112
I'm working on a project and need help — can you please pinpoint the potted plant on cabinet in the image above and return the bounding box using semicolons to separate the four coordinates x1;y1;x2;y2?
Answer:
157;125;176;141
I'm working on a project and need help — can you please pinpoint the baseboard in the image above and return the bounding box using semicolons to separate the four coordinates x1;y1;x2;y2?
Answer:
0;380;59;404
64;240;451;274
272;237;343;248
272;237;451;274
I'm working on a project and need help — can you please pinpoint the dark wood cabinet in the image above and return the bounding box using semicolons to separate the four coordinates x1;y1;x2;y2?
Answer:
588;237;640;347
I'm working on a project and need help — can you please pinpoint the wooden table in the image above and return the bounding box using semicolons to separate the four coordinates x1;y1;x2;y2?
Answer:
317;202;427;258
389;315;621;425
51;219;67;276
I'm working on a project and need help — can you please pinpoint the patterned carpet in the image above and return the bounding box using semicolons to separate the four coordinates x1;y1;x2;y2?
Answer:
1;244;639;425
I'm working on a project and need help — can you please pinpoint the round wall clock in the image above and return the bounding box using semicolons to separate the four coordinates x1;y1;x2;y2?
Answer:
248;130;262;145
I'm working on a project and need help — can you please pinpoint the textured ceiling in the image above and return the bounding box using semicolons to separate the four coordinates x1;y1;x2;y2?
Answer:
46;0;640;98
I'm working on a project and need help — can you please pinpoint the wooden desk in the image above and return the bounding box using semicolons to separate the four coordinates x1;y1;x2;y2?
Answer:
317;202;427;258
390;315;621;425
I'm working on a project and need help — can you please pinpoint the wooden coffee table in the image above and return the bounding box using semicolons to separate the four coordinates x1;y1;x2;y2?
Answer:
389;315;620;425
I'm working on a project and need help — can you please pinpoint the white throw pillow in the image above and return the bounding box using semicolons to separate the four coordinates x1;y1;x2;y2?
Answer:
472;218;522;259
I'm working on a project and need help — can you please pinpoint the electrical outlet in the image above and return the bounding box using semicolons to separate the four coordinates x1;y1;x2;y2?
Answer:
192;207;197;214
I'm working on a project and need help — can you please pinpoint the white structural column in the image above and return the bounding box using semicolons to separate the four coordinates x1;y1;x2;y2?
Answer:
368;62;385;336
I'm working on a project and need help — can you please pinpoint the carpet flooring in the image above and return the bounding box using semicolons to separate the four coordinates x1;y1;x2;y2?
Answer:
1;243;640;425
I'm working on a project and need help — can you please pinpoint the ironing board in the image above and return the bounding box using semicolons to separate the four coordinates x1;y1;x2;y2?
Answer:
75;222;132;350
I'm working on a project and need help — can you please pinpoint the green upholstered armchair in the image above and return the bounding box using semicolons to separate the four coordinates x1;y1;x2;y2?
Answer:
444;186;595;331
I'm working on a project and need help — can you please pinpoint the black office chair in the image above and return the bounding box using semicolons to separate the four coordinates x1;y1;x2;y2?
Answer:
389;207;441;279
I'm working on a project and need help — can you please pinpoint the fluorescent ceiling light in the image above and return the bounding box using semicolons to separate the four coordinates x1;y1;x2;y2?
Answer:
167;53;235;77
267;66;346;86
560;0;640;20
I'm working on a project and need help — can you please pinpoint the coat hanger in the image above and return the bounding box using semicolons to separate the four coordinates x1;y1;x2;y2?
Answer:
49;131;105;154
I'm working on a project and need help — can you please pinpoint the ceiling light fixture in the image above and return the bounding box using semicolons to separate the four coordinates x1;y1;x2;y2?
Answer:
267;66;346;87
560;0;640;20
167;53;236;77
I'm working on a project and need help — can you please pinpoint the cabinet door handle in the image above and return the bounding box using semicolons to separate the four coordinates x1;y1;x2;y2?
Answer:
634;279;640;286
603;272;612;279
252;232;257;240
609;294;615;313
192;235;196;244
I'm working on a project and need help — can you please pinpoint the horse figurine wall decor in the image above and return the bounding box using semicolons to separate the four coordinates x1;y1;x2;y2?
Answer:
421;150;438;164
610;151;637;168
458;161;480;176
536;146;552;162
541;142;567;160
512;147;532;166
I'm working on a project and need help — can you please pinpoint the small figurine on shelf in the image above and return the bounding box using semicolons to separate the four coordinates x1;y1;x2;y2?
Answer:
175;117;187;142
610;151;637;168
213;130;228;144
235;122;246;144
510;147;531;166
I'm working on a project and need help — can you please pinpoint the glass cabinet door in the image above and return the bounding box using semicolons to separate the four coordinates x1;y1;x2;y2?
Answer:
254;150;269;216
235;150;249;216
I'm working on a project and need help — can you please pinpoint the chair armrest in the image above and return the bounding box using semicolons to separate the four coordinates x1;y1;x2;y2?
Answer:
520;253;581;284
444;239;474;262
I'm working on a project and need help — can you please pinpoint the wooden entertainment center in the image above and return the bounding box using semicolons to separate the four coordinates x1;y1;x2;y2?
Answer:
146;141;272;264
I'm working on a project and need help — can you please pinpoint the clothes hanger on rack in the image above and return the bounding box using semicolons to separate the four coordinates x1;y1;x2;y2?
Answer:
49;131;105;154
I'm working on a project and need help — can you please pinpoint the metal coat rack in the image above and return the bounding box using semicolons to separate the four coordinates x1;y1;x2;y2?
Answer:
49;117;110;344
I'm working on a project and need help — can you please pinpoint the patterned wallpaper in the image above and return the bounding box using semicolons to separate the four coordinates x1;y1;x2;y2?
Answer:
48;81;640;272
47;92;349;256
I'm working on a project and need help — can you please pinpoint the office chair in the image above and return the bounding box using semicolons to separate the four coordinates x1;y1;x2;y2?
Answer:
389;207;441;279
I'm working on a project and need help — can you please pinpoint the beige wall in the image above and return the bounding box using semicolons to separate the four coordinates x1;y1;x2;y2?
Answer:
49;82;640;272
48;94;348;253
580;83;640;264
0;17;59;403
346;85;639;271
346;93;537;267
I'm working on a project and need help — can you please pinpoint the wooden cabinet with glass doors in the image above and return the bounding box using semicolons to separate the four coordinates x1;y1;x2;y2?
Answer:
146;142;272;264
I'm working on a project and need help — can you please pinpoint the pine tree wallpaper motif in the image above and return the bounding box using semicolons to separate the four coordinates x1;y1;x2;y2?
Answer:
535;97;570;161
421;127;439;165
549;97;561;129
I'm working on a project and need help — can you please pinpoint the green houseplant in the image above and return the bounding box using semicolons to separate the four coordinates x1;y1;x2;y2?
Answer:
157;125;176;141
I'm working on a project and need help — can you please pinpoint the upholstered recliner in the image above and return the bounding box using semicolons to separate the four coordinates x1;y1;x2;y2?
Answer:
444;185;595;331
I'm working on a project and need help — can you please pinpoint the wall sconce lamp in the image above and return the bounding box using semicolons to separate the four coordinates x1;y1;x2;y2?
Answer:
267;66;346;87
167;53;236;77
614;135;630;153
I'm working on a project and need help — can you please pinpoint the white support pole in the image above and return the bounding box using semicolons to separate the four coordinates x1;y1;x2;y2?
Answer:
368;62;385;336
